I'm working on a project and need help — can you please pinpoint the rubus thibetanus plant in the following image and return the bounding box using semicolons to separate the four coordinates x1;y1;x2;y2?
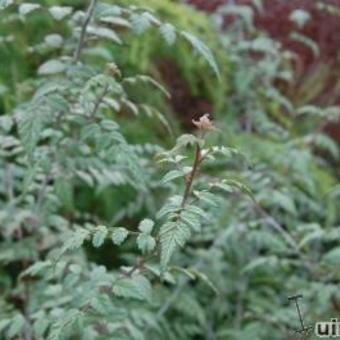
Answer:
0;1;339;339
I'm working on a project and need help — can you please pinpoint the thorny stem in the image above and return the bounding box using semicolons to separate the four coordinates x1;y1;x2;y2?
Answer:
181;143;201;208
73;0;98;62
22;276;33;340
5;163;14;202
113;137;204;282
120;141;203;280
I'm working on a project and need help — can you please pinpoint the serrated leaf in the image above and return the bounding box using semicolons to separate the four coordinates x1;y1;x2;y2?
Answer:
113;274;152;301
76;170;94;187
61;229;90;254
323;247;340;266
131;12;152;34
242;256;278;273
160;23;176;45
38;59;66;75
169;134;199;155
289;9;311;29
44;34;63;48
271;190;297;215
47;309;82;340
48;6;72;20
161;169;186;185
138;219;154;234
8;314;25;338
180;210;201;232
0;116;13;131
18;109;42;160
137;233;156;254
290;32;319;57
185;205;207;219
33;316;49;337
19;3;40;16
0;319;11;333
87;26;122;44
21;260;52;277
100;119;119;131
181;31;220;77
80;123;100;140
100;16;131;28
189;268;219;295
156;196;182;220
54;176;74;210
111;227;129;245
138;75;170;98
160;221;191;271
92;225;108;247
169;266;196;280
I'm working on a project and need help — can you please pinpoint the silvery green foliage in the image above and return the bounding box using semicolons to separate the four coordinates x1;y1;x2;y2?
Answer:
0;1;225;339
0;1;339;339
194;3;340;339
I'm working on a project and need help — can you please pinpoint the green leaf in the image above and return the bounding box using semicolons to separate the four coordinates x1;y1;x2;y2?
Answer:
180;210;201;232
189;268;219;295
48;6;72;20
47;309;82;340
19;3;40;16
160;23;176;45
92;225;108;247
289;9;311;28
185;205;208;219
137;233;156;254
290;32;319;57
156;195;182;220
271;190;297;215
33;316;49;337
18;109;42;160
38;59;66;75
0;319;11;333
113;274;152;301
160;221;191;271
323;247;340;266
161;169;188;185
0;0;13;10
54;176;74;210
138;219;154;234
87;26;122;44
99;16;131;29
169;266;196;280
21;260;52;277
131;12;154;34
181;31;220;78
111;227;129;245
8;314;25;338
61;229;90;253
169;134;199;155
44;34;63;48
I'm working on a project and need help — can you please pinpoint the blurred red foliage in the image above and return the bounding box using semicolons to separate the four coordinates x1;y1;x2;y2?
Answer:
188;0;340;140
158;59;213;130
188;0;340;67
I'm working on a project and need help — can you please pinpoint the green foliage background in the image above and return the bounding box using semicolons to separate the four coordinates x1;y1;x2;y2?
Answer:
0;0;339;339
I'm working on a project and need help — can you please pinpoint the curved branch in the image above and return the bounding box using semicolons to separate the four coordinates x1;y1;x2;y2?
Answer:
73;0;98;62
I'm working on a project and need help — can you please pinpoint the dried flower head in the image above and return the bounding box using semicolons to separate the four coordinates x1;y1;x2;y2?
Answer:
106;62;121;78
192;113;215;131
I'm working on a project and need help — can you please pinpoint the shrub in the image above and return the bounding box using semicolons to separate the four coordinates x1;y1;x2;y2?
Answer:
0;1;339;339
